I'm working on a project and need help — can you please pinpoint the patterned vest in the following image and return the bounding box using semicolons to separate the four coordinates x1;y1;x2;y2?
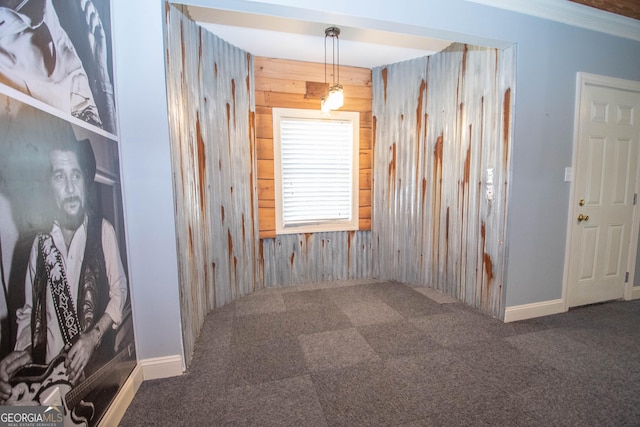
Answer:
31;215;113;373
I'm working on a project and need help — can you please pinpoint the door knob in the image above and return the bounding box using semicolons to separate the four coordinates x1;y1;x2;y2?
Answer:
577;213;589;223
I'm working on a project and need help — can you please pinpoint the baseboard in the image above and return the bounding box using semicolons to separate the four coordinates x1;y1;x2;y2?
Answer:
629;286;640;300
140;354;185;380
98;364;143;427
504;299;565;322
97;355;184;426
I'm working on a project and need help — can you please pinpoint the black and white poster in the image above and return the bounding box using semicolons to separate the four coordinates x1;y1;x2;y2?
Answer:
0;1;135;425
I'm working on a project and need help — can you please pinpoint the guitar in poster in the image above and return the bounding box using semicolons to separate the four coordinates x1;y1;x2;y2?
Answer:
6;343;134;426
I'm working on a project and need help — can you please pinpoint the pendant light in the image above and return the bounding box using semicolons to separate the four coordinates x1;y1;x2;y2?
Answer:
321;27;344;114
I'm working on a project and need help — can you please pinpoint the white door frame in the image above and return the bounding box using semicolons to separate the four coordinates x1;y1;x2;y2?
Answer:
562;72;640;310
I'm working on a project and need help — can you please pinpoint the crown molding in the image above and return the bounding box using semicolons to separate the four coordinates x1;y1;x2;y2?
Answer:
466;0;640;42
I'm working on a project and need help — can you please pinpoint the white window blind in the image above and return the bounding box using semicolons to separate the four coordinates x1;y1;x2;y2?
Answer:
273;108;359;234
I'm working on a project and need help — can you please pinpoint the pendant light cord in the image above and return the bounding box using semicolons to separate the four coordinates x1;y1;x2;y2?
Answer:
324;33;328;95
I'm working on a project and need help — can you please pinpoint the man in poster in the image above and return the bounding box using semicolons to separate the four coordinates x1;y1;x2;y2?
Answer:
0;132;128;415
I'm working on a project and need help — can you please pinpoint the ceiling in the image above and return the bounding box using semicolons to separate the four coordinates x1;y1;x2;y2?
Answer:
188;6;453;69
187;1;639;70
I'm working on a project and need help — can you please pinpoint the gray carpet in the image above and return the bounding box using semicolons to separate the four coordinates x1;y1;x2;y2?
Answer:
119;280;640;426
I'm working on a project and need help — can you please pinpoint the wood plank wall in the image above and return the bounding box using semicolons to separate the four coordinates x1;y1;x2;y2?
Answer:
569;0;640;20
254;57;373;239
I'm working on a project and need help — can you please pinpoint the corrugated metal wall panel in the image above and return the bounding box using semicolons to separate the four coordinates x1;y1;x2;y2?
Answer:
372;44;514;318
166;4;513;360
260;231;373;287
165;5;259;364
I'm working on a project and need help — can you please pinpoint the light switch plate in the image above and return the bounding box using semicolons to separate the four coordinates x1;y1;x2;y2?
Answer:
564;167;573;182
486;168;494;184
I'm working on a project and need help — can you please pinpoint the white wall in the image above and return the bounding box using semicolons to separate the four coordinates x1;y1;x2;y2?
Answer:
111;0;640;361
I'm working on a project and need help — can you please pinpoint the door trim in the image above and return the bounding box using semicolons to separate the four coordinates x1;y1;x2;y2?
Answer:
562;72;640;310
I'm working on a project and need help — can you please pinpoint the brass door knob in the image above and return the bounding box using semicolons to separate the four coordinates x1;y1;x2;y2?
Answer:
577;213;589;222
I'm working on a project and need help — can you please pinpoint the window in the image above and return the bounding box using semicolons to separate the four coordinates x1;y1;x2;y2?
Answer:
273;108;359;234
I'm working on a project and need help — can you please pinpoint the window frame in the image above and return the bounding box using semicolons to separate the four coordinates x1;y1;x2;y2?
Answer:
273;107;360;235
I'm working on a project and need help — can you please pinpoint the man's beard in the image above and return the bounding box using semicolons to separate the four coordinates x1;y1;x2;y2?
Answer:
57;197;85;230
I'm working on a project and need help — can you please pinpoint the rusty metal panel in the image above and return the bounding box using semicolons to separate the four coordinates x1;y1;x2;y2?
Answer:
167;1;514;364
165;5;259;364
260;231;373;287
372;43;514;318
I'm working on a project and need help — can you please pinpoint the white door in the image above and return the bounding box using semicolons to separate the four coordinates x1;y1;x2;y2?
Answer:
567;74;640;308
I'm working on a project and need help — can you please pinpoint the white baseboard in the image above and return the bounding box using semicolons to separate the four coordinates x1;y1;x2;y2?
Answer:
628;286;640;300
504;299;566;322
98;364;143;427
97;355;184;426
140;354;185;380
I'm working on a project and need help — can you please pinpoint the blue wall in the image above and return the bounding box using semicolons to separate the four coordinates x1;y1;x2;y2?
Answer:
112;1;183;362
112;0;640;361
